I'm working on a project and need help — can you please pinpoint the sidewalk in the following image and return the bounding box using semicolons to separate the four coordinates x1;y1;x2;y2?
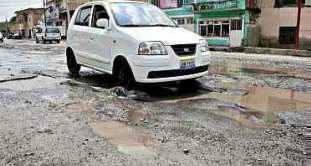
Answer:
242;47;311;57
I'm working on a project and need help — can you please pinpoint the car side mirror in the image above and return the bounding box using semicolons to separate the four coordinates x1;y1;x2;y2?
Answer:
96;18;109;29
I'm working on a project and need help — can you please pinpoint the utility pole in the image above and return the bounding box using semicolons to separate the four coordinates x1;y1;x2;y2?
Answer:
43;0;47;27
5;18;8;34
65;0;71;37
295;0;302;52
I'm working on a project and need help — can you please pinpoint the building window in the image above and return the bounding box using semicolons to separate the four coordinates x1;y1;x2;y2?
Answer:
56;21;62;26
275;0;305;7
222;24;229;37
186;18;194;24
177;18;185;25
279;27;296;44
198;19;230;37
207;25;213;36
214;24;221;36
231;19;242;30
175;17;193;25
200;26;207;36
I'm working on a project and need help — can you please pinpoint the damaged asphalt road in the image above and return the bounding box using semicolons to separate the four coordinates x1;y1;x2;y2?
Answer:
0;39;310;166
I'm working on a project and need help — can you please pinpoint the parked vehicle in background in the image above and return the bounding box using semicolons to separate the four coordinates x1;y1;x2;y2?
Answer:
66;1;210;88
6;32;14;39
0;32;3;42
35;27;61;44
12;33;22;39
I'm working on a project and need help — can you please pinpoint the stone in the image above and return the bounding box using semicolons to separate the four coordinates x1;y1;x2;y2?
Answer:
183;149;190;155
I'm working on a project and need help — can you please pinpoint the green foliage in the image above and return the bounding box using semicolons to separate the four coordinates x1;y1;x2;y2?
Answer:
0;22;6;31
10;16;16;23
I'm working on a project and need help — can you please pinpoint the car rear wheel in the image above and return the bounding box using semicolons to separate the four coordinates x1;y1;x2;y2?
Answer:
66;49;81;77
35;38;39;43
114;61;135;89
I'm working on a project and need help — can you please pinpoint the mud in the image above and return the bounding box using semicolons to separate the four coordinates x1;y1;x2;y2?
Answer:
0;39;310;165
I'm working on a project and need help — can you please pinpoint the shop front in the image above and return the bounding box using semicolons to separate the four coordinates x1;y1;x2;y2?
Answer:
193;0;248;48
164;5;195;32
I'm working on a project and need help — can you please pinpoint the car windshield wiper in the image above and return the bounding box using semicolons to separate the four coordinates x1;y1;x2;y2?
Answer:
121;24;176;27
149;24;176;27
121;24;149;27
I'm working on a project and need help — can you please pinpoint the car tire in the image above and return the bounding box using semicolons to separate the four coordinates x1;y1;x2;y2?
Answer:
36;38;39;44
179;79;199;89
66;49;81;77
43;39;46;44
57;40;60;44
114;61;135;89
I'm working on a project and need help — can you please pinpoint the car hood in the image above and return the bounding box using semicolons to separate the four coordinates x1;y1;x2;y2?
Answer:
120;27;202;45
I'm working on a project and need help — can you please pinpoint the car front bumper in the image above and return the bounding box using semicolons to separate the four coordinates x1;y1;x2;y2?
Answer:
130;46;210;83
44;37;61;41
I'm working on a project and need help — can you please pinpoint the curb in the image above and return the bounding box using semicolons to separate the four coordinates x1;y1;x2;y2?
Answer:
243;47;311;57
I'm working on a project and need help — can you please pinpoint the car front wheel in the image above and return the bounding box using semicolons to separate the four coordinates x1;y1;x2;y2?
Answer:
114;61;135;89
66;49;81;77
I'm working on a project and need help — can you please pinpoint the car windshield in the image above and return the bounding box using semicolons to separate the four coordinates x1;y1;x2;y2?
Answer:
46;28;60;33
111;2;177;27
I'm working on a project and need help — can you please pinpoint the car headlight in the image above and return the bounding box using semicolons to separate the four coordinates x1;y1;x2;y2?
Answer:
199;39;208;52
138;42;168;55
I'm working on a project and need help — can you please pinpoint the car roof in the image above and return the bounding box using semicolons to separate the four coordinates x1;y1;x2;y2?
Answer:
82;0;145;6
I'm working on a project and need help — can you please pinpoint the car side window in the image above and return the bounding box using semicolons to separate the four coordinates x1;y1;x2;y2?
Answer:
91;5;109;28
75;6;92;26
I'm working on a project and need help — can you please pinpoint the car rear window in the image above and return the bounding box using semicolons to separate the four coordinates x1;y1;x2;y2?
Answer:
46;28;60;33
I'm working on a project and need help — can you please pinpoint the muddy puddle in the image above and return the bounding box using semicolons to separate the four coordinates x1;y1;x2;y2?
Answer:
62;100;156;156
156;84;311;127
90;121;156;156
209;60;311;80
124;59;310;127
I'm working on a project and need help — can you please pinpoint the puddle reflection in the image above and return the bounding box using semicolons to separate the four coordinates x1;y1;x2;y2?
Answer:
91;121;156;156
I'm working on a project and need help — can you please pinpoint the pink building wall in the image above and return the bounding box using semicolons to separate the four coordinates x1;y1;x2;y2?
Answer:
258;0;311;49
259;0;311;40
159;0;178;9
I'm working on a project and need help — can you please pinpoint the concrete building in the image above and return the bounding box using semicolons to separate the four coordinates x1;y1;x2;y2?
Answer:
149;0;195;32
193;0;251;48
150;0;262;48
45;0;92;37
257;0;311;50
15;8;44;38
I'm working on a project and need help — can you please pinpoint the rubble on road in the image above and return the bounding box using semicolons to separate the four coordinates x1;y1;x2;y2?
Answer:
0;74;38;83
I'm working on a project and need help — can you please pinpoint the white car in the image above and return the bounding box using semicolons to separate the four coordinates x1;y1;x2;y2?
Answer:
67;0;210;87
36;27;61;44
0;32;3;42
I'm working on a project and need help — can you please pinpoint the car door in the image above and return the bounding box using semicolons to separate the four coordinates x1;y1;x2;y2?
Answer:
70;5;93;65
88;4;113;72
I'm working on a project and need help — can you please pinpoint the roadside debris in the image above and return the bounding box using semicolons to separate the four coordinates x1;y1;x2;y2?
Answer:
217;103;247;113
33;71;57;79
0;74;38;83
110;86;128;97
37;128;53;134
183;149;190;155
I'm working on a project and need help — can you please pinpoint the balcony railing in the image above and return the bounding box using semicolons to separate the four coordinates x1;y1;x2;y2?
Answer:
150;0;192;9
193;0;238;11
